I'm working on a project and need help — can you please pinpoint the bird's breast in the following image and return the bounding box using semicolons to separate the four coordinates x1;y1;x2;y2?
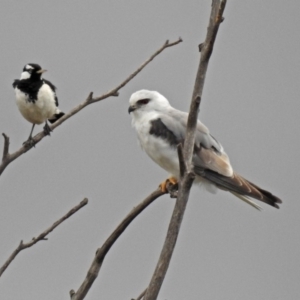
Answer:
135;120;180;177
15;84;57;124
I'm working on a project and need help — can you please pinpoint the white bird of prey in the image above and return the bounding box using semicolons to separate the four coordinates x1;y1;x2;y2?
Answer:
128;90;282;210
13;63;64;146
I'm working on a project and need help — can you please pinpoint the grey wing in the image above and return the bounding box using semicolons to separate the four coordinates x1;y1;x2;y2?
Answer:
166;109;282;208
168;109;222;151
166;108;233;177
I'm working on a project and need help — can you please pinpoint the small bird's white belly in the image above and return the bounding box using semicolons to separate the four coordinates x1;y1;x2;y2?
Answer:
15;84;57;124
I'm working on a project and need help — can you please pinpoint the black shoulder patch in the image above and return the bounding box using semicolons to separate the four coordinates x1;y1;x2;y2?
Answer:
149;118;180;147
12;79;20;88
13;79;43;103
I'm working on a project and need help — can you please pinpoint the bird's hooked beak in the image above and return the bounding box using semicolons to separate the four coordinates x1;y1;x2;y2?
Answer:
36;69;47;74
128;105;136;114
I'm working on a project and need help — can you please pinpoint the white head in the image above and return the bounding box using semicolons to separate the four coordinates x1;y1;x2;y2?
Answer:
20;63;47;80
128;90;171;120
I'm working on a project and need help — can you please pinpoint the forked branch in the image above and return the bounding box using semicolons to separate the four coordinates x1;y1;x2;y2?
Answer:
70;188;166;300
143;1;227;300
132;288;147;300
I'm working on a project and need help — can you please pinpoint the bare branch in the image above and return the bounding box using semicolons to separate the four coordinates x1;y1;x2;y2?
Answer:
2;133;9;162
177;143;186;178
90;38;183;103
143;1;227;300
132;288;147;300
0;38;182;177
0;198;88;278
184;96;201;167
70;188;166;300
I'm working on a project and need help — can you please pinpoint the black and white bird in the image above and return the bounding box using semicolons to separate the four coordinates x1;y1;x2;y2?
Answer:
128;89;282;210
13;63;64;145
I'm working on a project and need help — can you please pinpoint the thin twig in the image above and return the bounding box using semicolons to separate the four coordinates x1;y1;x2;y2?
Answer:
132;288;147;300
184;96;201;167
1;133;9;162
177;143;186;178
143;1;227;300
0;38;182;177
0;198;88;277
70;188;166;300
91;38;182;103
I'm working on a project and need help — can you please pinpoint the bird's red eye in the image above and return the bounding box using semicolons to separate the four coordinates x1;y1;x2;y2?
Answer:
137;99;150;105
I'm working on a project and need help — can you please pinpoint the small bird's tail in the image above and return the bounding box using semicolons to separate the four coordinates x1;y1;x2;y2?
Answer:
48;111;65;124
198;169;282;209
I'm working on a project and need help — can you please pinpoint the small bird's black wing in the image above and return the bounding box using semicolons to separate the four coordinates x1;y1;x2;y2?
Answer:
12;79;20;88
44;79;59;107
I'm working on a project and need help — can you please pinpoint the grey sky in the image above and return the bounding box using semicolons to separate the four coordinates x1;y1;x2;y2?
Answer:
0;1;299;299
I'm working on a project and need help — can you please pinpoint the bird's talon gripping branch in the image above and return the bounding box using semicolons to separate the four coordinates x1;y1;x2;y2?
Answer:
159;177;178;193
23;138;36;148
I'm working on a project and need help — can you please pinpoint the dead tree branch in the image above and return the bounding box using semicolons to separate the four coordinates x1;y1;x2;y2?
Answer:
143;1;227;300
70;188;166;300
132;288;147;300
0;38;182;177
90;38;183;103
0;198;88;277
1;133;9;162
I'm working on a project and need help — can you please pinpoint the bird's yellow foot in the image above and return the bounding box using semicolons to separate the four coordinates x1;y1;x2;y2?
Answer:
159;177;178;193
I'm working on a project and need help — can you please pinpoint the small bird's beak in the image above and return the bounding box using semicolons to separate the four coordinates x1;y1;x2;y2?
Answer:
128;106;136;114
36;69;47;74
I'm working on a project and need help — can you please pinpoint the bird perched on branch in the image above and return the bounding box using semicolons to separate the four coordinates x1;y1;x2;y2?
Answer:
128;89;282;210
13;63;64;146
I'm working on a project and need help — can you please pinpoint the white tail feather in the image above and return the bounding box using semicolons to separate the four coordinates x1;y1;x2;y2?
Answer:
230;191;262;211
